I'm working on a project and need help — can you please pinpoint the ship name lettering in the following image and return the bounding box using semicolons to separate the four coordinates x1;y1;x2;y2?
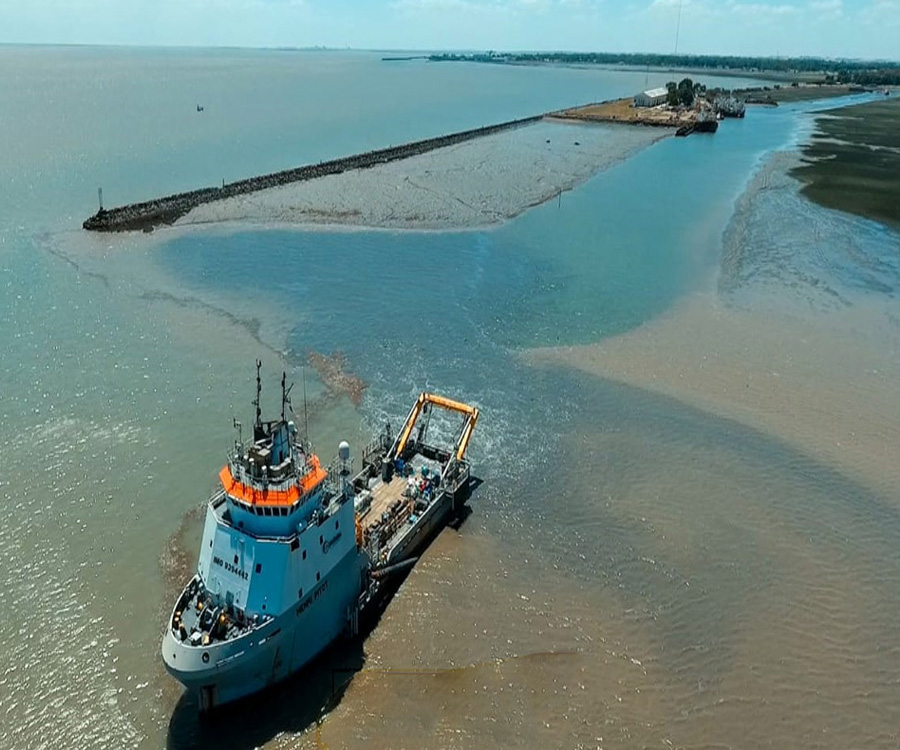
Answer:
295;580;328;617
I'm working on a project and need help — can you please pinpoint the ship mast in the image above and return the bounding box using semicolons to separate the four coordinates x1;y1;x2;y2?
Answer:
252;359;262;438
281;371;293;422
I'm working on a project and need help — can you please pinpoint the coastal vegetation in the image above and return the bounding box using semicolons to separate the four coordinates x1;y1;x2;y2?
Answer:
790;97;900;228
431;52;900;86
667;78;704;107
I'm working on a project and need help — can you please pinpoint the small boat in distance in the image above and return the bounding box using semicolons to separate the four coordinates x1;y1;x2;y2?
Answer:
196;104;204;112
161;364;479;711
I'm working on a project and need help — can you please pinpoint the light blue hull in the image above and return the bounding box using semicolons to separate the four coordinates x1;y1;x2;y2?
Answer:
162;548;364;710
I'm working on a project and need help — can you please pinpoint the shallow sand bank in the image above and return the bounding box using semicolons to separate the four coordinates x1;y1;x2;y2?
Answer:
177;120;667;231
525;294;900;498
526;130;900;498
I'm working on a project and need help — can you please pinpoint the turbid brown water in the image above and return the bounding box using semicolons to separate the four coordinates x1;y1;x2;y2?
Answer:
2;46;898;750
120;101;900;749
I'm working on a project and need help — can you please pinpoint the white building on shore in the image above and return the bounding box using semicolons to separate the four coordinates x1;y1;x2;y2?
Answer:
634;87;668;107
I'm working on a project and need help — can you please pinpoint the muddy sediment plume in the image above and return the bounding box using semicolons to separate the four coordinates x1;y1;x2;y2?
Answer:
525;145;900;498
308;351;367;406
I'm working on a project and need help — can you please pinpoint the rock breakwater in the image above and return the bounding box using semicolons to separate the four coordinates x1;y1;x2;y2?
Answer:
82;115;543;233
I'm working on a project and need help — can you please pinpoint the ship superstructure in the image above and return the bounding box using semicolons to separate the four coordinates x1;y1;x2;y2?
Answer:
162;366;479;711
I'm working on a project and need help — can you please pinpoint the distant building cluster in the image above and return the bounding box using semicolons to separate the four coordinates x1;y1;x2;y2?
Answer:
634;87;668;107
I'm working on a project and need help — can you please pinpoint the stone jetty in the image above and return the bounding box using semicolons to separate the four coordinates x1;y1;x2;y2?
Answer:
83;115;543;233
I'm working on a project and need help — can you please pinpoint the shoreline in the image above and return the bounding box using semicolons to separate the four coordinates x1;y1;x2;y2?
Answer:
790;96;900;228
523;143;900;499
81;87;878;236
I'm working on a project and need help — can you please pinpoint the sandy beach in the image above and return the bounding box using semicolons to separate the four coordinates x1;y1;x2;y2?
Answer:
176;120;667;231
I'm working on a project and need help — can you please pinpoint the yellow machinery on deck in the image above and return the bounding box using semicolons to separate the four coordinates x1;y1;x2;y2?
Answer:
389;392;479;464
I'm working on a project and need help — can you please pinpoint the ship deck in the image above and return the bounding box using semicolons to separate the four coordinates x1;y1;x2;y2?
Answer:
361;476;410;530
360;453;443;532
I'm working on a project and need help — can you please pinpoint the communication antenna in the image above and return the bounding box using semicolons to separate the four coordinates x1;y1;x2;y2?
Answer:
281;371;294;421
233;417;242;450
674;0;683;55
253;359;262;430
302;366;310;447
98;187;104;212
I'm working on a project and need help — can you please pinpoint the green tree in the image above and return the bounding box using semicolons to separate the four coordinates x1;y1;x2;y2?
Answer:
666;81;679;106
677;78;695;107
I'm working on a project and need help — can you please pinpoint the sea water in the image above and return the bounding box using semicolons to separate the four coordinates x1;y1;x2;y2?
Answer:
1;46;899;749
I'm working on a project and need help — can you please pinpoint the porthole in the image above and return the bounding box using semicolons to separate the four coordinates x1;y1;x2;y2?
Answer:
298;588;303;599
335;520;339;530
302;550;307;560
319;535;323;545
255;563;262;574
202;652;209;663
233;554;238;565
316;571;320;582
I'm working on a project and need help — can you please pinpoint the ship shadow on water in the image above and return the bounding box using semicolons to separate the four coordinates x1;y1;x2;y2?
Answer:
165;482;480;749
165;630;365;750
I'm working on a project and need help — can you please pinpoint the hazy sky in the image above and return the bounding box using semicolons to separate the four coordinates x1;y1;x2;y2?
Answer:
1;0;898;60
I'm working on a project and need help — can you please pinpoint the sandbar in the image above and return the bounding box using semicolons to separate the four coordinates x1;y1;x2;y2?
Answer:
176;120;667;231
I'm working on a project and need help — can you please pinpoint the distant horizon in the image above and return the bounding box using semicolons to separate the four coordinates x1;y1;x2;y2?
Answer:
2;1;899;61
1;42;897;66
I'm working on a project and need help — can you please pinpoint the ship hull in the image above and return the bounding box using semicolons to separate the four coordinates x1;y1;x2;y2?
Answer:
386;481;461;565
162;548;364;711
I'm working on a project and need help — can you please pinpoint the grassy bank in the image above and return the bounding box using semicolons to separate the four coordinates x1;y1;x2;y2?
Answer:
790;97;900;228
742;83;865;104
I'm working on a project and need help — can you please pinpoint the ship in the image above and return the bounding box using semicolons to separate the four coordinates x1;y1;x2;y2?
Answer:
161;363;479;711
